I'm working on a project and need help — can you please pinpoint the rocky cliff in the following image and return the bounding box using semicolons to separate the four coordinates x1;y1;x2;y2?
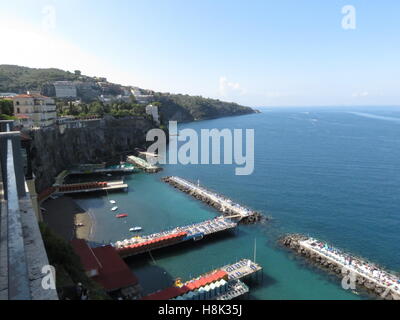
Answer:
27;116;157;192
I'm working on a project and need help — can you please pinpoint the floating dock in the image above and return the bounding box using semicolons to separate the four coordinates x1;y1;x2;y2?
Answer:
281;235;400;300
114;216;237;258
127;155;161;173
221;259;263;282
163;176;263;224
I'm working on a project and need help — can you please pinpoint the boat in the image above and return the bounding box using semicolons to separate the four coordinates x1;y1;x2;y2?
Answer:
129;227;142;232
111;206;118;211
116;214;128;218
110;200;116;204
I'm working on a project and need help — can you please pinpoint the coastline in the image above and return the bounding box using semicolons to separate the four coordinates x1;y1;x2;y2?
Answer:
42;196;94;241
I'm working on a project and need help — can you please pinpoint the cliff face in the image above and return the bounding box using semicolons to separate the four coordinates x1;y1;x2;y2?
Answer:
28;116;157;192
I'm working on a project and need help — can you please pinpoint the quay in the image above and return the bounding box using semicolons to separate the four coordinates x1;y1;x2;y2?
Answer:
114;216;237;258
127;155;161;173
163;176;263;224
281;235;400;300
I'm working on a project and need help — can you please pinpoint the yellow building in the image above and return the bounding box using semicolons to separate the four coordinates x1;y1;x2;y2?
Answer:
13;92;57;128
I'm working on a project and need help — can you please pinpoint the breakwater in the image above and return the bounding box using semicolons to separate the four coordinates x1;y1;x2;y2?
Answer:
162;176;264;224
280;234;400;300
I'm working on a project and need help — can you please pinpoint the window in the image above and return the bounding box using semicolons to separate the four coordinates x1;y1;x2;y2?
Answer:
16;101;20;105
17;108;20;113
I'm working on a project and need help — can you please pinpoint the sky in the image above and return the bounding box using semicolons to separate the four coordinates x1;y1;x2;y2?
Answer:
0;0;399;107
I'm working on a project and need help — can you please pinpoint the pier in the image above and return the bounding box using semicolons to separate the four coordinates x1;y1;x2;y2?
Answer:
55;180;128;195
68;163;138;175
114;216;237;258
163;176;263;224
281;235;400;300
127;155;161;173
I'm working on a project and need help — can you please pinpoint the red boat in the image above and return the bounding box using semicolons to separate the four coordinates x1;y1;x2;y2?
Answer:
116;214;128;218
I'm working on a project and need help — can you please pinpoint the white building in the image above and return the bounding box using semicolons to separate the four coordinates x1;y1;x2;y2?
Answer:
131;87;153;104
145;104;160;125
54;81;77;98
13;92;57;128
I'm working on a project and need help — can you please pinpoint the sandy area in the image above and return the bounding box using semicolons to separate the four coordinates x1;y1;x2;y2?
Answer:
41;196;93;241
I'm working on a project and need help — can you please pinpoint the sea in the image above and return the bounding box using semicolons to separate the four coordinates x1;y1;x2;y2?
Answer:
74;106;400;300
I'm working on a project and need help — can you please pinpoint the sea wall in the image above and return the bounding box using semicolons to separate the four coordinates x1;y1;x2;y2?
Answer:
280;234;400;300
162;176;264;224
27;116;157;192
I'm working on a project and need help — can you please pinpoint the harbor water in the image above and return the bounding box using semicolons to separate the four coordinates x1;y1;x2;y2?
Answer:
74;107;400;300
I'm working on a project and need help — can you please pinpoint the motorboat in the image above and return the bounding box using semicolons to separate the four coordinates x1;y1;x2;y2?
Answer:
129;227;142;232
116;214;128;218
110;200;116;204
111;206;118;211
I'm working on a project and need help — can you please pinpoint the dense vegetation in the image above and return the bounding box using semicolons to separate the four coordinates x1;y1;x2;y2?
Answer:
0;65;78;93
57;100;151;119
0;98;16;120
0;64;255;122
152;93;254;121
39;222;110;300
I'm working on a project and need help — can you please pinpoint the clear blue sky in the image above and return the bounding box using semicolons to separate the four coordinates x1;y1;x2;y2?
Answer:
0;0;399;107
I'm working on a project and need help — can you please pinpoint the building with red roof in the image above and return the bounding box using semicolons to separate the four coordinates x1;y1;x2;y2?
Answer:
71;239;141;299
142;270;228;300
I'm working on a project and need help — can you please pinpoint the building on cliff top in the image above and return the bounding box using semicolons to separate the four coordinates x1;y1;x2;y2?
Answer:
12;92;57;128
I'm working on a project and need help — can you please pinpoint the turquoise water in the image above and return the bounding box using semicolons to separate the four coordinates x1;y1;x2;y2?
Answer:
75;107;400;300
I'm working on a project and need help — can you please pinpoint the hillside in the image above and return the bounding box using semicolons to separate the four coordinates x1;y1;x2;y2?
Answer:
0;65;78;92
0;65;255;122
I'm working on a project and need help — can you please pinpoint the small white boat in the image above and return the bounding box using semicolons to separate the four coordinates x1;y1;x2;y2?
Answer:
129;227;142;232
110;200;116;204
111;206;118;211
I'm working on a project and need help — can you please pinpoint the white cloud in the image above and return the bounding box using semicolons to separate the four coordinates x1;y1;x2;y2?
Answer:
219;76;246;97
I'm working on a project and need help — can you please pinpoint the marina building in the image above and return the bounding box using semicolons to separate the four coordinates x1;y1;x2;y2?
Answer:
71;239;142;299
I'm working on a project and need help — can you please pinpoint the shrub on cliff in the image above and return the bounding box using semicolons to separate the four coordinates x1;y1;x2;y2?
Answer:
39;222;110;300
